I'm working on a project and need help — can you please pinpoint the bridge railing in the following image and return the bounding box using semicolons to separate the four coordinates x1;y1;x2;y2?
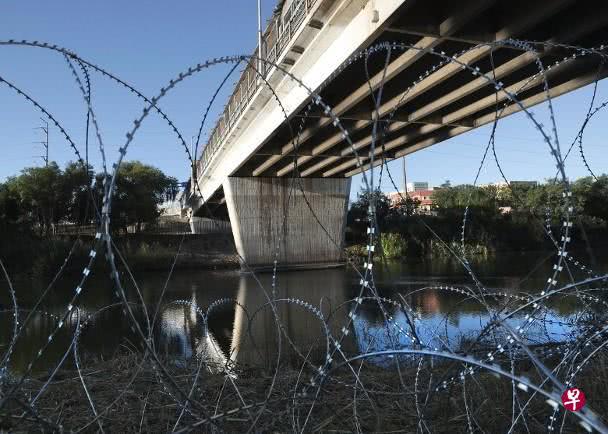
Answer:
196;0;319;182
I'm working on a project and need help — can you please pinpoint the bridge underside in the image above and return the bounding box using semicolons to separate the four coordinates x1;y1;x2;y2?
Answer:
194;0;608;268
232;0;608;181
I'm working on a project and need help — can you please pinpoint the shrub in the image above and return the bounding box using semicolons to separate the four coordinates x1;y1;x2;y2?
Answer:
379;233;408;258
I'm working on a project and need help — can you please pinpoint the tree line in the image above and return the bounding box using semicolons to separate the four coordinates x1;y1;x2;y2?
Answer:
0;161;179;235
347;176;608;256
430;178;608;223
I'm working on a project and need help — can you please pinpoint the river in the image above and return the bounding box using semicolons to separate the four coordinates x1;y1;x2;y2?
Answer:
1;250;603;375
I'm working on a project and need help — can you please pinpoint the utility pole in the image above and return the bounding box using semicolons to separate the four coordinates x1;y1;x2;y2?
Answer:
402;155;407;194
85;107;90;173
190;135;196;196
33;117;49;166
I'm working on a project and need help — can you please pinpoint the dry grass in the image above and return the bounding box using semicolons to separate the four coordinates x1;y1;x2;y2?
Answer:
3;348;608;433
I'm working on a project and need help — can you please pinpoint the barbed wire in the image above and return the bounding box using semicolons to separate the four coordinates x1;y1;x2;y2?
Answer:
1;37;608;433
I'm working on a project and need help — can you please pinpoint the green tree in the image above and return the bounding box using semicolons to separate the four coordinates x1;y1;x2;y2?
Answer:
0;178;23;226
62;162;94;225
14;162;68;235
432;185;500;212
348;188;392;230
513;180;572;222
101;161;178;233
577;175;608;224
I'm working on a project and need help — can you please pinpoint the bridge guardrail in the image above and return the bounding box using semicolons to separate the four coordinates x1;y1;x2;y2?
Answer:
196;0;319;182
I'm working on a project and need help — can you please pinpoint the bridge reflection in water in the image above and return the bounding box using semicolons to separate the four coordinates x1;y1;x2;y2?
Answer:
2;260;582;374
157;269;358;370
158;296;229;372
155;268;577;370
154;269;578;367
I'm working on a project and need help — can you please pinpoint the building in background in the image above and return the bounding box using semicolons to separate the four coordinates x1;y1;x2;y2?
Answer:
387;184;435;214
386;191;403;208
408;189;434;213
406;181;429;192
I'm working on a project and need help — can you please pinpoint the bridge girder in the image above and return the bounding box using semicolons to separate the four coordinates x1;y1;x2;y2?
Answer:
194;0;608;203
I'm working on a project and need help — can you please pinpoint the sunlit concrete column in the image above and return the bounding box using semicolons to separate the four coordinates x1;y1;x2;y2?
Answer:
223;177;351;268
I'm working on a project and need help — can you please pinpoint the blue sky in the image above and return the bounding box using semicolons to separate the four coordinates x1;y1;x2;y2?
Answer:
1;1;606;203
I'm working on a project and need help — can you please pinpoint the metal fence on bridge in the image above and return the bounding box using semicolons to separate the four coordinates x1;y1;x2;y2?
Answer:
197;0;319;176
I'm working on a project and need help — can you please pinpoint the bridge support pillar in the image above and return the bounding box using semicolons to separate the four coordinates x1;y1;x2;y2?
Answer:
223;177;351;269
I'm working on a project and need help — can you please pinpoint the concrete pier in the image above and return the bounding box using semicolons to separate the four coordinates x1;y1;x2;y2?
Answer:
223;177;351;269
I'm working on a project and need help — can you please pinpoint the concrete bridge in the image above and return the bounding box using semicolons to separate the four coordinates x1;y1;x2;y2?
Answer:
190;0;608;268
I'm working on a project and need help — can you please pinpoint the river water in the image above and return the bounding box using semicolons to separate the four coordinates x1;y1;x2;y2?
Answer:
1;251;603;375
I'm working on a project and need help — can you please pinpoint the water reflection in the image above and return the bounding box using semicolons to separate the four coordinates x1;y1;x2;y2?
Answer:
230;269;357;367
354;302;576;367
149;268;581;370
157;299;230;372
0;253;595;374
147;268;356;370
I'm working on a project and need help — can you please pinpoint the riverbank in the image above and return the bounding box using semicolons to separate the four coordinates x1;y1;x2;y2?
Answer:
3;229;606;278
110;233;240;271
346;231;608;261
4;350;608;432
0;232;240;277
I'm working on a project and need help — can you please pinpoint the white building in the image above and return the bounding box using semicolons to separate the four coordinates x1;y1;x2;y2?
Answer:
406;182;430;192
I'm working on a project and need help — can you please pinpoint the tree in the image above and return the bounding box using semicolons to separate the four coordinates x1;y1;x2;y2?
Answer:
14;162;68;235
515;180;569;221
102;161;178;233
393;194;420;218
0;179;23;226
63;161;94;225
577;175;608;224
377;190;421;218
348;188;392;228
432;185;500;212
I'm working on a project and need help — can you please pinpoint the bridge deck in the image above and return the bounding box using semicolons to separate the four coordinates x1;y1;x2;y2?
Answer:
194;0;608;207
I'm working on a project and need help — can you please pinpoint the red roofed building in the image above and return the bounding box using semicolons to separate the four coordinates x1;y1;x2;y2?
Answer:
411;189;434;212
386;189;435;214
